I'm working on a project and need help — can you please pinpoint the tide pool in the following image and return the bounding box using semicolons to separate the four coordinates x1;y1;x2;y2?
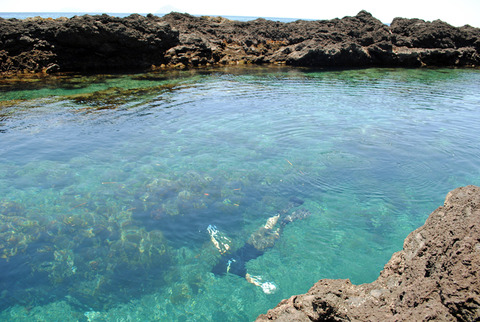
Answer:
0;67;479;320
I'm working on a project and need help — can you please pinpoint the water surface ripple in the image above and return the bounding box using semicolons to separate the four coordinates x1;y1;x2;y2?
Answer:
0;67;479;321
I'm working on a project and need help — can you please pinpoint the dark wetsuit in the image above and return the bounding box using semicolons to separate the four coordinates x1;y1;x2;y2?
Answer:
212;243;263;277
212;197;309;277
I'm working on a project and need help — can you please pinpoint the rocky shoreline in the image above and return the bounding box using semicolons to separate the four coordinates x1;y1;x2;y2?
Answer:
1;11;480;74
257;185;480;321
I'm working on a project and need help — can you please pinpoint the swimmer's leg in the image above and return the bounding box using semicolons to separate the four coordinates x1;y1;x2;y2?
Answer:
245;273;277;294
207;224;232;254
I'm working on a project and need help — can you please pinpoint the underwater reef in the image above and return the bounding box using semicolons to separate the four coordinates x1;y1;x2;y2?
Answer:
257;185;480;321
0;167;245;311
1;10;480;74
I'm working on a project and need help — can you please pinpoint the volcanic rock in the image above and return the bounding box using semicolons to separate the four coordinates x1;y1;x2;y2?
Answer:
1;11;480;74
256;185;480;321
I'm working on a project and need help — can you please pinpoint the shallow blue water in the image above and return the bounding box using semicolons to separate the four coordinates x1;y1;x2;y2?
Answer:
0;67;479;320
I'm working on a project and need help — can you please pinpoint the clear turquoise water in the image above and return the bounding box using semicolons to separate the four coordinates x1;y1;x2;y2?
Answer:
0;67;479;320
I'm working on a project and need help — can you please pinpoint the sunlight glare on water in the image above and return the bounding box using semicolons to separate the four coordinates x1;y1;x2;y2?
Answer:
0;67;479;321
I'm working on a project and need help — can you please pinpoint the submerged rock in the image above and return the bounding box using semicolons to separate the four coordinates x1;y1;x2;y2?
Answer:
256;185;480;321
1;11;479;74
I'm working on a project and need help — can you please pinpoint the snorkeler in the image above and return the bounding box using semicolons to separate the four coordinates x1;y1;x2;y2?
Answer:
208;197;311;293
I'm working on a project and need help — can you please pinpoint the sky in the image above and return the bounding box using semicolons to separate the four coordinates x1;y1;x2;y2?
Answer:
1;0;479;27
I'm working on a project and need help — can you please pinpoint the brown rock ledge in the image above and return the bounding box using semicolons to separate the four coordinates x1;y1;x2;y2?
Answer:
256;185;480;321
1;11;480;75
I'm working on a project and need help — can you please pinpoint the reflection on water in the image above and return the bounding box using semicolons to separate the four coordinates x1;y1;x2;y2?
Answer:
0;67;479;320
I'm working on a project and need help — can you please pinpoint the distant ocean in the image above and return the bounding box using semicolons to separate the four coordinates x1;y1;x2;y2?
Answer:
0;12;301;22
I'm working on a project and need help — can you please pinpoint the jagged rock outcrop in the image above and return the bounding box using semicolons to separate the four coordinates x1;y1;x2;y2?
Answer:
0;14;179;73
1;11;479;74
256;185;480;321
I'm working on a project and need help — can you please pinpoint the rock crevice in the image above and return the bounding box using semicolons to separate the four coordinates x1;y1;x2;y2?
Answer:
256;185;480;321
